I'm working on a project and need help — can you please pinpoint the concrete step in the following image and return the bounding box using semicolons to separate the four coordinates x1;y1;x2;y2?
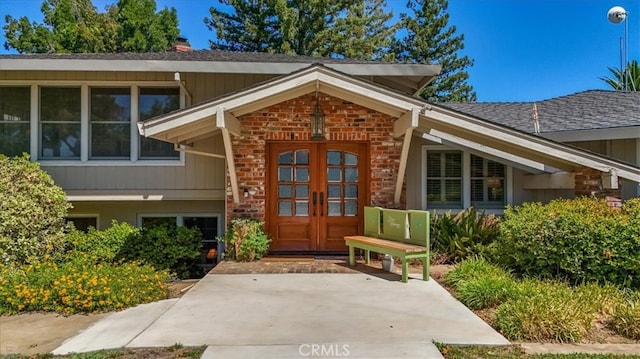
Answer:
201;342;444;359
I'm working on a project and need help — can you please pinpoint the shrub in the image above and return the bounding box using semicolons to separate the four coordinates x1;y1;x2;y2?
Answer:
430;207;500;264
495;286;595;343
0;255;169;314
65;221;140;263
222;218;271;262
0;154;72;266
493;197;640;288
116;224;202;279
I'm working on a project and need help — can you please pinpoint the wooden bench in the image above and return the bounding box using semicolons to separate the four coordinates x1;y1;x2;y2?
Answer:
344;207;430;283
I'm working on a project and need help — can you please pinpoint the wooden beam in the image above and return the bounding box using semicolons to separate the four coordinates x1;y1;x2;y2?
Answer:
221;127;240;204
173;144;226;159
393;108;419;138
395;127;413;203
602;170;619;190
522;172;575;190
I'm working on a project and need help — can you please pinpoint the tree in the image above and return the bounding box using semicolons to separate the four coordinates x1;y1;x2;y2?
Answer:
0;154;72;266
204;0;394;59
326;0;395;60
393;0;475;102
600;60;640;91
3;0;179;53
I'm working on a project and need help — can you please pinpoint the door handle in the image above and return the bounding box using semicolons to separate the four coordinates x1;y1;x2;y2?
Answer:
319;192;324;216
312;192;317;216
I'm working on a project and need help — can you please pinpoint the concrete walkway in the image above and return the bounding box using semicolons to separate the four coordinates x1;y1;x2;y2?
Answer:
54;271;508;358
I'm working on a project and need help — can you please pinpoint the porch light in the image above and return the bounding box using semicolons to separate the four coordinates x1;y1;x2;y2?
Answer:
311;91;325;140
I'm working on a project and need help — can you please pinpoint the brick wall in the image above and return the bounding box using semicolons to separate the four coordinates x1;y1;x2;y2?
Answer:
225;92;405;223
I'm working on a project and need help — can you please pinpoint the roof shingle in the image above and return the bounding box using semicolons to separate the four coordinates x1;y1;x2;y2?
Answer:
443;90;640;133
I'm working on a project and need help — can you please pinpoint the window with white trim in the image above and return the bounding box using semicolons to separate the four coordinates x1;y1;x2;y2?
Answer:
0;83;182;164
470;154;505;208
138;87;180;159
90;87;131;159
40;87;81;159
424;147;508;210
426;151;463;208
0;86;30;157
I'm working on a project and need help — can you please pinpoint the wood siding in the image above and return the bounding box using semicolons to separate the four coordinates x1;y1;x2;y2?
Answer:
1;70;277;196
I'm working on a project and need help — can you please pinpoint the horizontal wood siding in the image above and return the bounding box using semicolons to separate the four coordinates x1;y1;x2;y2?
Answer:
43;138;226;192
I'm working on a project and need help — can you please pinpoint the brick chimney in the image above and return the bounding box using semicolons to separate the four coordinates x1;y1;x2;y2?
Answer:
170;37;192;52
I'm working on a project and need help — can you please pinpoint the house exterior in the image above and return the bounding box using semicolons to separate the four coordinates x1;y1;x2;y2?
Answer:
1;50;638;256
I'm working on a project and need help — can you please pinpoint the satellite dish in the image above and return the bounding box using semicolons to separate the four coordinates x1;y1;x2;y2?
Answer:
608;6;627;23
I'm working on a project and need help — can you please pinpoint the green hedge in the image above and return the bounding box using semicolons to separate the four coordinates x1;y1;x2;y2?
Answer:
492;197;640;288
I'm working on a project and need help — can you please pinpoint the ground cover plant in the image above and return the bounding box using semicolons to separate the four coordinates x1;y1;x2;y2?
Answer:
446;258;640;343
436;344;640;359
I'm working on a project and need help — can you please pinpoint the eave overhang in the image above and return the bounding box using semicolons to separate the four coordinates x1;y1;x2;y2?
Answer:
138;64;640;204
0;57;440;95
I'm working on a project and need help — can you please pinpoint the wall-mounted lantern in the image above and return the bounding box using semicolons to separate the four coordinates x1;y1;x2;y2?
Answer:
310;90;325;140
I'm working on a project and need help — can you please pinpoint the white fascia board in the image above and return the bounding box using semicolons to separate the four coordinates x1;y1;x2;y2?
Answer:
541;126;640;142
0;58;441;77
423;106;640;183
419;131;549;173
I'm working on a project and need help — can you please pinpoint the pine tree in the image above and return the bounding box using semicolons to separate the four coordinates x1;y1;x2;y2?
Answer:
3;0;180;53
394;0;475;102
327;0;395;60
204;0;394;59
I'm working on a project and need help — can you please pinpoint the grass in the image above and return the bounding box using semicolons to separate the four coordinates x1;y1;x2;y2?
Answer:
436;344;640;359
0;346;206;359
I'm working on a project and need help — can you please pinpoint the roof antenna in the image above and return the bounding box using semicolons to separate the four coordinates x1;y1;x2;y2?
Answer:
532;103;541;134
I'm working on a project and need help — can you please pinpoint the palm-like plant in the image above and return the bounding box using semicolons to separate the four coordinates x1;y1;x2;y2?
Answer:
600;60;640;91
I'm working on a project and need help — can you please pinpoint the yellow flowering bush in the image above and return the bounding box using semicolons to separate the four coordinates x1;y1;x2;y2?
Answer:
0;255;169;314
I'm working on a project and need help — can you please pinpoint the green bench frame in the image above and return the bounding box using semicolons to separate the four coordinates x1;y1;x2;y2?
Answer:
344;207;430;283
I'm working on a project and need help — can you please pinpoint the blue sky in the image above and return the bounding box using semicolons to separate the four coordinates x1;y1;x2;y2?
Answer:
0;0;638;102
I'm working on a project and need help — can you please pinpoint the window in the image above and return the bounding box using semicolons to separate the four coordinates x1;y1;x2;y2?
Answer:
140;214;221;268
139;88;179;159
66;217;97;232
0;86;30;157
90;87;131;158
470;155;505;208
40;87;81;159
424;148;508;210
426;151;462;208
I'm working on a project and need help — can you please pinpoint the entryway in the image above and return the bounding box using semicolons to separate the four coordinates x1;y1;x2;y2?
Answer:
266;141;369;252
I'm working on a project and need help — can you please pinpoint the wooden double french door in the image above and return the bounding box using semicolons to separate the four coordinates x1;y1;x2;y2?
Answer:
266;142;368;252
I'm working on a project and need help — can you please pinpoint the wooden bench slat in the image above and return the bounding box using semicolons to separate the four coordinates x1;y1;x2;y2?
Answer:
344;235;427;253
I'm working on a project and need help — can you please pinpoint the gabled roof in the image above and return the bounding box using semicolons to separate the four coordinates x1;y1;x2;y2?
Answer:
443;90;640;133
139;63;640;204
0;50;441;95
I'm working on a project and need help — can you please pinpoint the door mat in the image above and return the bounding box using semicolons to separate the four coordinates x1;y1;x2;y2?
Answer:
261;256;315;262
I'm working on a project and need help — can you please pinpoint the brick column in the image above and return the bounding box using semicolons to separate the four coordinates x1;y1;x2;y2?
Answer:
574;167;622;209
